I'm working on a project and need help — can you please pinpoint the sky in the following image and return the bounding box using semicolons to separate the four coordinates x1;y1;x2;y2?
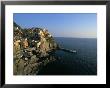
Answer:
14;13;97;38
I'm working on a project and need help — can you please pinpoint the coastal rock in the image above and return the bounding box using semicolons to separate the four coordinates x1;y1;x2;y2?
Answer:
13;22;58;75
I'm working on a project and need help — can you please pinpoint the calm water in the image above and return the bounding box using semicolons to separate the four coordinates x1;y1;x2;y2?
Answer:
38;37;97;75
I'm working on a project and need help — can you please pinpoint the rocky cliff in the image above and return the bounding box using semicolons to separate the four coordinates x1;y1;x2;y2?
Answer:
13;22;59;75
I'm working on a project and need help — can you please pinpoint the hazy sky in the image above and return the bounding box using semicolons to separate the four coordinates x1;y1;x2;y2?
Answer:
14;13;97;38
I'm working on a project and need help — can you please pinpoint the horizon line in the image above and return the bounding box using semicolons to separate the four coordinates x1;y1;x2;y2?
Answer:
53;37;97;39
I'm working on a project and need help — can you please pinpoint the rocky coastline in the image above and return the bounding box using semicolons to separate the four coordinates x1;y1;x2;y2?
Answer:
13;22;59;75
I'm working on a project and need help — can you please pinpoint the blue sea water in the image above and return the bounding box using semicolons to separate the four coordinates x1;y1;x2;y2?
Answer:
38;37;97;75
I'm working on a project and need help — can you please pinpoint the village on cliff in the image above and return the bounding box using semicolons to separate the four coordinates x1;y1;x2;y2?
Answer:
13;22;58;75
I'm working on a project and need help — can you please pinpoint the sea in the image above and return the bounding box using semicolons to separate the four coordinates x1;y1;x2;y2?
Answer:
38;37;97;75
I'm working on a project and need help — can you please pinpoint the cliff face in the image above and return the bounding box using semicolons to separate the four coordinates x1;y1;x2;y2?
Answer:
13;22;58;75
